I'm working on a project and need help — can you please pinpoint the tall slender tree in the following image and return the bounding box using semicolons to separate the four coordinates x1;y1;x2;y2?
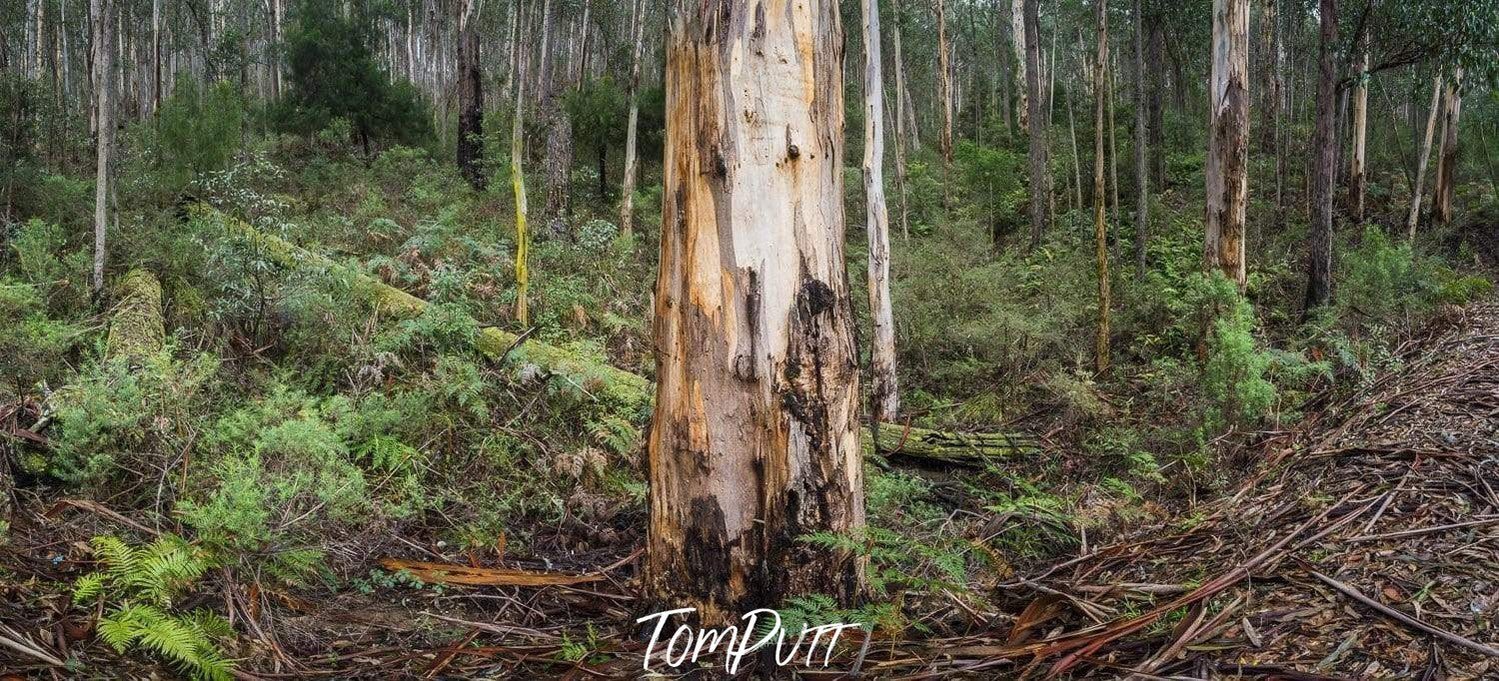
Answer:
1348;39;1368;223
92;0;117;298
1204;0;1249;289
1024;0;1048;248
1133;0;1148;275
891;0;912;238
935;0;954;200
1406;71;1443;238
617;0;648;234
456;0;484;189
1432;68;1463;227
1092;0;1110;374
863;0;898;423
647;0;866;625
1304;0;1337;310
512;0;534;326
1011;0;1028;133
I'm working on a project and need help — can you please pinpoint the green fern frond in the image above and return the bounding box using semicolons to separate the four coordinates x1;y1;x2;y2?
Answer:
72;572;106;604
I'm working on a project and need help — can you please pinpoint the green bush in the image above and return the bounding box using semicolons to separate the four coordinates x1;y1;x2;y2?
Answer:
151;79;247;193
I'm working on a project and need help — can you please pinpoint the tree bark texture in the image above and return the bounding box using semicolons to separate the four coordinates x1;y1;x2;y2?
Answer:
1304;0;1337;311
1432;69;1462;227
862;0;899;422
1024;0;1047;248
1204;0;1249;289
456;0;485;190
646;0;867;625
1406;72;1442;238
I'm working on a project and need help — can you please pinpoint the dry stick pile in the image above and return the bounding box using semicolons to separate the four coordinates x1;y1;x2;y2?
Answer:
857;305;1499;679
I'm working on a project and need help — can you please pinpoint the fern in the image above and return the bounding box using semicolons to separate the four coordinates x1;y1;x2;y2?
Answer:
75;535;236;680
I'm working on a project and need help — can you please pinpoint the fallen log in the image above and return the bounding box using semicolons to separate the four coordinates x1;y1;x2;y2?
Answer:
199;207;1037;465
105;269;166;363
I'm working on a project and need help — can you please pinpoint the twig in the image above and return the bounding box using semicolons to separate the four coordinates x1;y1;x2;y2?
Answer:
1306;568;1499;658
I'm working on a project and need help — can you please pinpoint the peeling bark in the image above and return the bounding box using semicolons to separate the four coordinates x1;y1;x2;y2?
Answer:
1204;0;1249;290
648;0;866;625
92;0;116;298
1349;44;1367;223
936;0;954;195
1010;0;1027;133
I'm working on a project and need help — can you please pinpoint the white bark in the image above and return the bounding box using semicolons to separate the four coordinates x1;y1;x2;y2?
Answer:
1406;72;1442;238
1011;0;1027;132
92;0;116;298
617;0;648;234
862;0;898;422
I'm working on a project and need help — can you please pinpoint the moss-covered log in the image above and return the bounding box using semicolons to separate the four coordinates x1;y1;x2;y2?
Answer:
198;207;1036;465
105;269;166;363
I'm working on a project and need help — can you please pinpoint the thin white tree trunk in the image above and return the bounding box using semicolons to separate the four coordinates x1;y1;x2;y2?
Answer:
1406;72;1442;238
92;0;116;298
862;0;898;423
1133;0;1148;275
1349;44;1368;223
1011;0;1027;133
1432;68;1462;227
617;0;647;234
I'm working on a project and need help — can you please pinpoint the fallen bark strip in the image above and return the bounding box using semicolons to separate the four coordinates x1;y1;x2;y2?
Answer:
377;558;602;587
1307;569;1499;658
201;208;1038;464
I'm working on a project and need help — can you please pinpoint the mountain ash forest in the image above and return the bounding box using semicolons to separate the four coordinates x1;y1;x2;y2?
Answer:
1;0;1499;678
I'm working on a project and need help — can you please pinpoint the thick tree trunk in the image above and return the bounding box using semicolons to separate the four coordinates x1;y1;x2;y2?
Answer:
512;0;532;326
92;0;116;298
863;0;899;423
1204;0;1249;289
1304;0;1336;311
1432;69;1462;227
1011;0;1027;133
1092;0;1110;374
617;0;647;234
456;0;485;190
648;0;866;625
1133;0;1148;276
1348;44;1368;223
1024;0;1048;248
1407;72;1443;238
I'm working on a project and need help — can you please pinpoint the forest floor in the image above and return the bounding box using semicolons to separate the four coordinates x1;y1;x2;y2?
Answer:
3;304;1497;679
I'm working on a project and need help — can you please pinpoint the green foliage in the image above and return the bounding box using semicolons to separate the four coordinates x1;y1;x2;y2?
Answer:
565;77;627;156
151;79;247;193
50;350;219;486
1190;273;1278;433
0;278;81;393
72;535;233;681
276;2;431;150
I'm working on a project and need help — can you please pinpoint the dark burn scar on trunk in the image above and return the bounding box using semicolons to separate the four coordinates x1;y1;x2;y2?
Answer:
683;496;735;607
796;279;836;320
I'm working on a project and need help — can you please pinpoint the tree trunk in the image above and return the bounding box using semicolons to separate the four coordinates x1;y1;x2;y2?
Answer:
456;0;485;190
512;0;532;326
538;0;571;240
891;0;912;238
1024;0;1047;248
1092;0;1110;375
1204;0;1249;289
648;0;866;626
936;0;954;200
1133;0;1148;276
1066;81;1082;212
863;0;899;423
1406;72;1443;238
1107;55;1120;233
1010;0;1027;133
1304;0;1336;311
92;0;116;298
1348;43;1368;223
1145;16;1165;188
1259;0;1279;154
1432;69;1462;227
617;0;647;234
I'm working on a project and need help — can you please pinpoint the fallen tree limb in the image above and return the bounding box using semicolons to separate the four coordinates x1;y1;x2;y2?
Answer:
105;269;166;363
199;207;1038;464
377;558;602;587
1307;568;1499;658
